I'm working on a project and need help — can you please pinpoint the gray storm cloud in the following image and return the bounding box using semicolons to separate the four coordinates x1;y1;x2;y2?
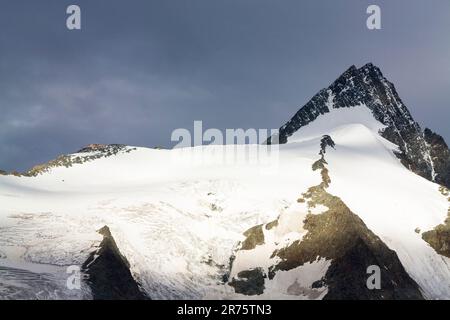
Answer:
0;0;449;171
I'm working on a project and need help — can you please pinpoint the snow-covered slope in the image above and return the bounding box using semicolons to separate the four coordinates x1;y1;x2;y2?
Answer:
0;64;449;300
290;109;450;298
0;143;324;299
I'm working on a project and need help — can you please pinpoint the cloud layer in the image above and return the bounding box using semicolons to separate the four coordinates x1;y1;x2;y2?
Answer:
0;0;449;171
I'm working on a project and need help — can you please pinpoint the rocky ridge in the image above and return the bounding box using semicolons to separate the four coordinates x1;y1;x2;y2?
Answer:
267;63;450;188
23;144;136;177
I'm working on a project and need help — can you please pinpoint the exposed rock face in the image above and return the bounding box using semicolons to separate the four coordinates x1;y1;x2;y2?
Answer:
229;268;266;295
322;238;422;300
77;144;125;154
82;226;148;300
422;223;450;258
422;186;450;258
273;197;423;299
267;63;450;188
319;135;335;155
423;129;450;188
240;224;265;250
229;136;424;299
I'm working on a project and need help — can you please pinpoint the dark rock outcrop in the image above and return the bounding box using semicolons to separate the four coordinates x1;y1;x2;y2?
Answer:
77;144;126;154
273;142;423;299
267;63;450;188
423;129;450;188
240;224;265;251
422;186;450;258
82;226;148;300
323;237;423;300
422;222;450;258
229;268;266;295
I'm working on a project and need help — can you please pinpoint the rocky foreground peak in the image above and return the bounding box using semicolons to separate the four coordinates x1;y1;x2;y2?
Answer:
268;63;450;188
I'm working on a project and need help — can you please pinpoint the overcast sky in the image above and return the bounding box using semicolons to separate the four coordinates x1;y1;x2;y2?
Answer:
0;0;449;171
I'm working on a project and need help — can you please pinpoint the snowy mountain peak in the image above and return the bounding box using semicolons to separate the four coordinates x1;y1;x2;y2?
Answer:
271;63;414;144
1;69;449;299
269;63;450;188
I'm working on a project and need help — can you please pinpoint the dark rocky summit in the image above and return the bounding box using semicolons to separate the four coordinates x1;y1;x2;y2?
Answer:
267;63;450;188
82;226;148;300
